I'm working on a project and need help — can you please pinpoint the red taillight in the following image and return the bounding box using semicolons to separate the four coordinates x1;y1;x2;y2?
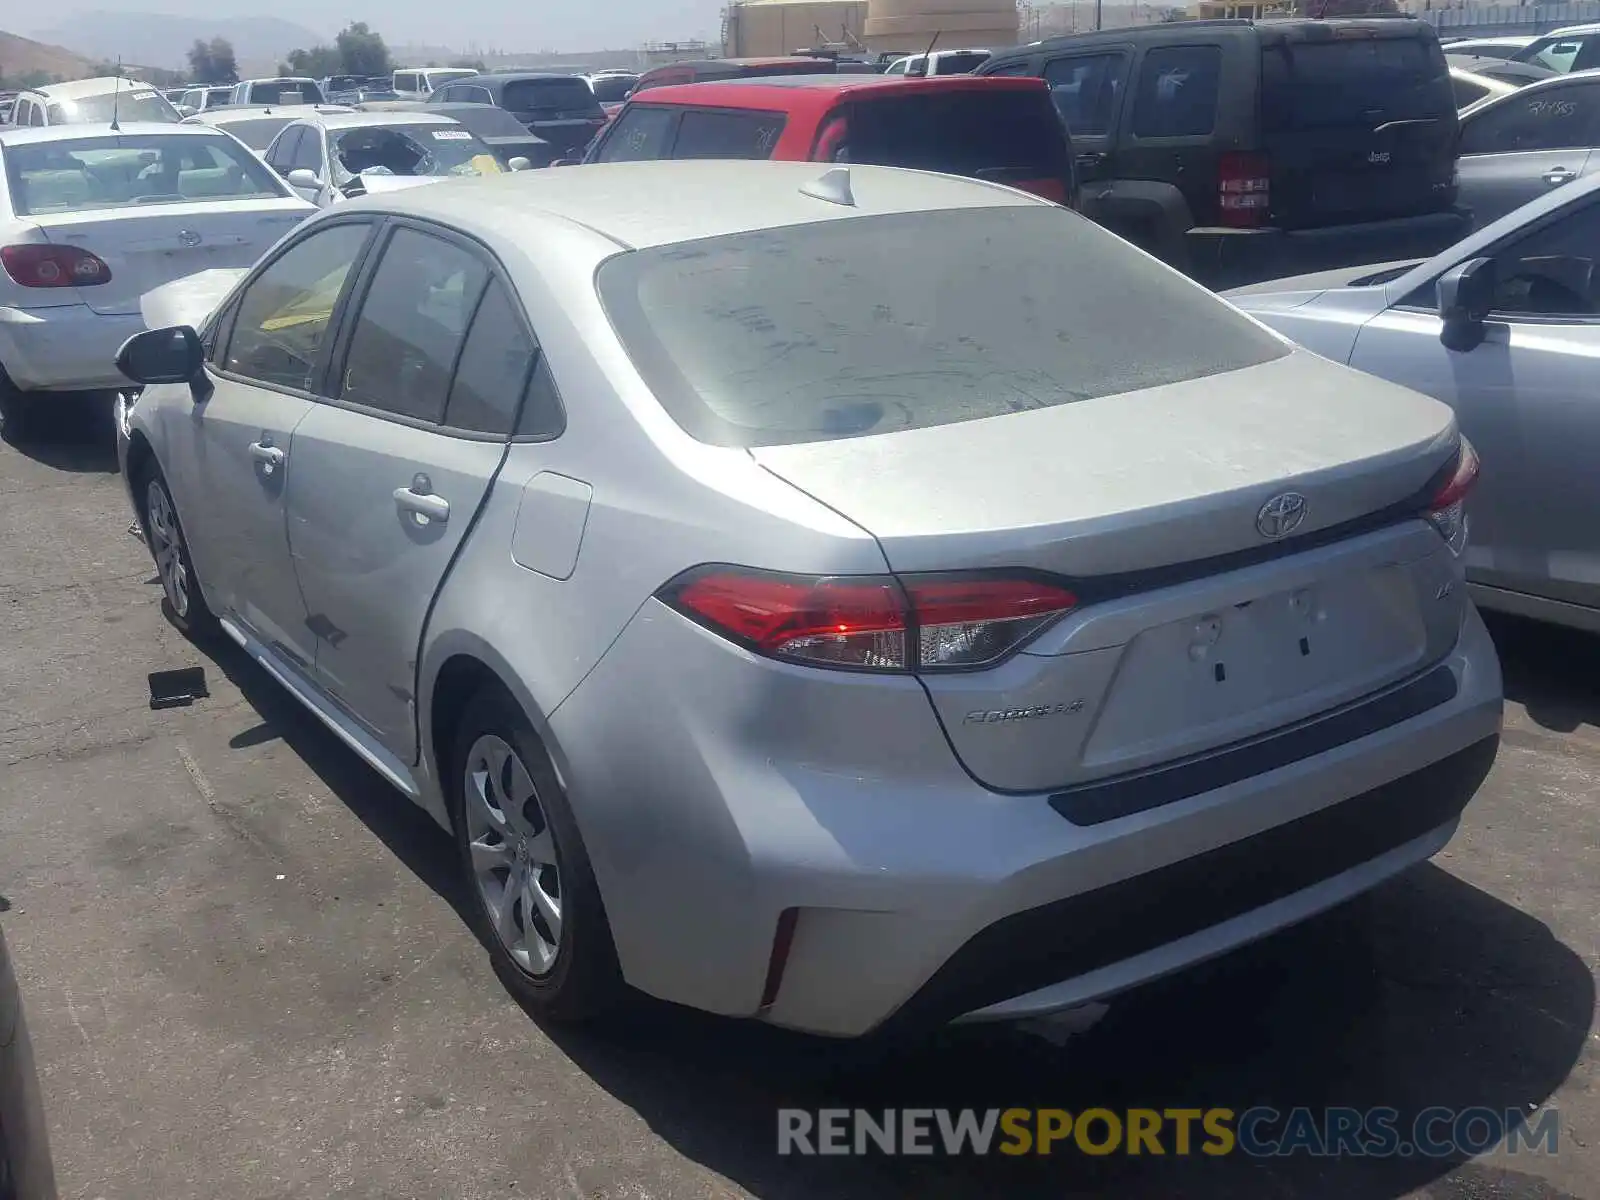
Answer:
1218;151;1271;229
1014;177;1068;205
812;115;849;163
1423;437;1479;555
0;243;112;288
660;567;1078;672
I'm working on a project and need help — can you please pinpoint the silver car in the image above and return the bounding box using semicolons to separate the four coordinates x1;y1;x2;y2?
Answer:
0;922;56;1199
115;161;1502;1038
1230;172;1600;636
1456;69;1600;226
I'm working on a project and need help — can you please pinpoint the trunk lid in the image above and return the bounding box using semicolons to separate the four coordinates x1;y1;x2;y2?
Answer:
1259;22;1459;229
36;199;308;317
752;351;1466;792
139;266;248;329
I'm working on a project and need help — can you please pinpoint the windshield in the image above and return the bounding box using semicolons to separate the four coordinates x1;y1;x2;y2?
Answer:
47;89;180;125
589;75;638;102
4;133;287;214
933;51;991;75
502;78;604;116
248;80;326;104
598;206;1287;447
331;124;504;178
216;117;293;149
844;90;1069;181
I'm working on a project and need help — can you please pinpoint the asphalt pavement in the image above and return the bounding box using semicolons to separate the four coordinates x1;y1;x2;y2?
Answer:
1;396;1594;1200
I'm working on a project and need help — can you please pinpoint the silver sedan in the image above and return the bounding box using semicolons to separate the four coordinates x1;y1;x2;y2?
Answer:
1230;172;1600;633
116;161;1500;1038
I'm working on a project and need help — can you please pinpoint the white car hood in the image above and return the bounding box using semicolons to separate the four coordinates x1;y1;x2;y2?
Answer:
139;268;249;331
356;174;447;195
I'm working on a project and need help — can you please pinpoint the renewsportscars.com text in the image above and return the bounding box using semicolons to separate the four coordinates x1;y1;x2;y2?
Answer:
777;1106;1561;1158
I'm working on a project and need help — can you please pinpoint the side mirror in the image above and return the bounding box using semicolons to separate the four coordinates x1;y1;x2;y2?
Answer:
116;326;210;400
507;156;532;172
1437;257;1496;352
286;168;321;191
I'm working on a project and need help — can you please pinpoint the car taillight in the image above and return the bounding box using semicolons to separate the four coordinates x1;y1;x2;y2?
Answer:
812;116;849;163
0;243;112;287
1218;151;1270;229
659;567;1078;672
1423;437;1479;556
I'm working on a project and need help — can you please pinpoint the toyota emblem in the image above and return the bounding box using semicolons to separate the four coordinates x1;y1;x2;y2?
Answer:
177;229;202;248
1256;492;1308;539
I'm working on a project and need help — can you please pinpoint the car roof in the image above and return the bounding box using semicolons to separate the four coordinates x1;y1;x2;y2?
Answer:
340;159;1044;252
32;76;161;99
1541;22;1600;37
197;104;353;122
239;76;318;84
309;111;461;129
635;73;1046;110
0;120;222;146
462;72;591;84
992;16;1431;57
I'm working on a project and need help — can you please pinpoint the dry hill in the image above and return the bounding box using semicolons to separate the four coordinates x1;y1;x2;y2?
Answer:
0;29;98;87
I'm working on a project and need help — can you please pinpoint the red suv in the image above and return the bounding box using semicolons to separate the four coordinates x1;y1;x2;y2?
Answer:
583;75;1076;205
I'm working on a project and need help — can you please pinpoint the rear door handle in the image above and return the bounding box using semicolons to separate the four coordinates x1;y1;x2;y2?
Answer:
1076;152;1105;167
1543;167;1578;186
394;474;450;525
248;441;285;472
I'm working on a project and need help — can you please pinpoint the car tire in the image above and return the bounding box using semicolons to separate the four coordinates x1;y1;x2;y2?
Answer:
135;459;219;641
449;685;624;1023
0;375;32;444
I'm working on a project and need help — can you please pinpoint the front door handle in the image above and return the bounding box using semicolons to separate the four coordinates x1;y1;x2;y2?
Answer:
394;474;449;525
248;440;285;474
1075;151;1105;168
1543;167;1578;186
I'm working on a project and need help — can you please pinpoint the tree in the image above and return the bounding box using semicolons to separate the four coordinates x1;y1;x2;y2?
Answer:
187;37;238;84
280;45;343;78
335;22;392;77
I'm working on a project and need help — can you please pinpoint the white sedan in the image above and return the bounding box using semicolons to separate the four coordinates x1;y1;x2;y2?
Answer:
0;122;314;439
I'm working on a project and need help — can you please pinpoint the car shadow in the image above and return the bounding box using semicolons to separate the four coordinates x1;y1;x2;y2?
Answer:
3;391;119;474
1483;610;1600;735
196;623;1592;1200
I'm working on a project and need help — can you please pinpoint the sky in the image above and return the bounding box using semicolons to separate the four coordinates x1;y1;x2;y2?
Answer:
63;0;726;52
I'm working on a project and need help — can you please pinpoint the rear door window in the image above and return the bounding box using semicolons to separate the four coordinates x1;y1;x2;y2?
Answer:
443;279;536;435
1261;34;1453;132
1131;45;1222;138
670;109;786;159
339;227;490;424
1451;73;1493;109
593;106;678;161
1043;52;1128;136
1459;83;1600;154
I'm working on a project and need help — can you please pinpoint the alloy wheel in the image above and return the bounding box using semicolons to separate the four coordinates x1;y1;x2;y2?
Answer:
463;734;564;975
144;480;190;619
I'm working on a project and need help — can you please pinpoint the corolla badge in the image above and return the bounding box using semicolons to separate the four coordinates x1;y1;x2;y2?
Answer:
1256;492;1308;539
963;699;1085;725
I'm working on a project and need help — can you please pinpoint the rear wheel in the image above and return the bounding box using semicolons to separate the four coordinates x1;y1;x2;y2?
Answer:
449;686;624;1021
136;460;219;640
0;375;32;444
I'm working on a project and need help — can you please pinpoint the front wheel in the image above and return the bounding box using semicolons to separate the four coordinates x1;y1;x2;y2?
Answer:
449;686;624;1022
137;462;218;640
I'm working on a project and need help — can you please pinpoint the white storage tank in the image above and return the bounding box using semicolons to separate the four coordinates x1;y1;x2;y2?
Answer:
863;0;1017;54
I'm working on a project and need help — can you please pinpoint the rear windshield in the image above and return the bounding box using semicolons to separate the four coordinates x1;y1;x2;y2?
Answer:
4;133;286;214
330;124;504;178
933;51;991;75
502;78;603;115
1263;34;1453;131
598;206;1287;447
216;117;293;149
47;90;179;124
248;80;326;105
845;89;1069;178
589;75;638;102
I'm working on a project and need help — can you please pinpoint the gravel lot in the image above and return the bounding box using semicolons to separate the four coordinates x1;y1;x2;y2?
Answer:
1;398;1595;1200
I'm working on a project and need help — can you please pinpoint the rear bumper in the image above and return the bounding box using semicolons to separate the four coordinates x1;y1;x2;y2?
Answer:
0;303;140;392
550;599;1502;1038
1185;209;1471;288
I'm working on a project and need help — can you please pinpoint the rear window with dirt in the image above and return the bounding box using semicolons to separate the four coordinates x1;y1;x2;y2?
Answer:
1262;32;1454;131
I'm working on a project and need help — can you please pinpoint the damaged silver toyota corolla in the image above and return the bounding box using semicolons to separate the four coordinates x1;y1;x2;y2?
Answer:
114;161;1501;1040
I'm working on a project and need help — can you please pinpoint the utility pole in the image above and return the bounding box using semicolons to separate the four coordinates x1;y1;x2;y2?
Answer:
1096;0;1104;27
